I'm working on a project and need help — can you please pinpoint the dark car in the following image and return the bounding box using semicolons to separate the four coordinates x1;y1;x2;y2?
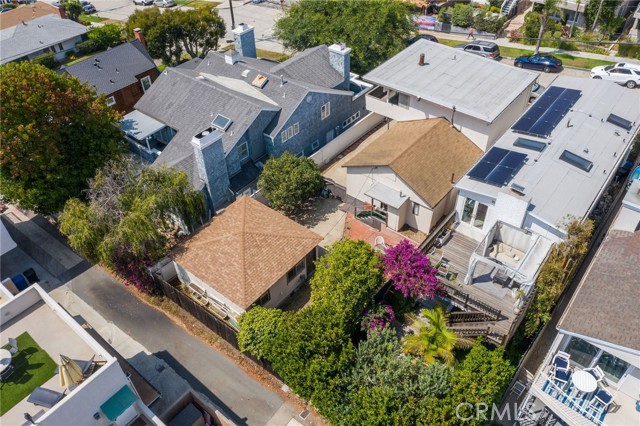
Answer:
514;54;562;73
406;34;439;45
455;41;501;60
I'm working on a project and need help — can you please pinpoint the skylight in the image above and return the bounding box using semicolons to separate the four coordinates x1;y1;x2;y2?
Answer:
559;150;593;172
212;114;232;131
606;113;633;131
514;138;546;152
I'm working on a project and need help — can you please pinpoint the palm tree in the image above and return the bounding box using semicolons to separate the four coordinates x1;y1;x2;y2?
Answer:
534;0;561;55
403;305;474;365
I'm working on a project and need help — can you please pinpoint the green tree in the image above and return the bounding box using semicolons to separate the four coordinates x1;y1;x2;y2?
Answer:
533;0;561;54
88;24;124;50
310;240;383;327
451;3;475;27
63;1;83;21
585;0;622;34
258;152;323;214
0;62;122;214
237;306;288;359
126;8;225;65
404;306;474;365
274;0;414;73
59;157;205;267
419;344;515;426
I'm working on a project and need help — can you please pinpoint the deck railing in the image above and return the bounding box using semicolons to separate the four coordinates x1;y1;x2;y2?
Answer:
440;281;502;321
448;311;494;324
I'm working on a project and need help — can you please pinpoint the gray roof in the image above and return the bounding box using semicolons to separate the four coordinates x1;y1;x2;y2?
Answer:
271;45;344;89
558;229;640;352
61;40;157;95
456;77;640;231
194;51;352;136
0;14;86;64
134;67;279;183
363;39;537;123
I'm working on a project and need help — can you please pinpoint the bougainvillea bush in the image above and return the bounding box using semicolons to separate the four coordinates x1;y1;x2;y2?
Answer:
381;239;440;299
361;304;396;333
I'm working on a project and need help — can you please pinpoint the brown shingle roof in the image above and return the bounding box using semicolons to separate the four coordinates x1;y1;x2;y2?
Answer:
0;2;59;30
343;119;482;207
558;230;640;352
172;196;322;310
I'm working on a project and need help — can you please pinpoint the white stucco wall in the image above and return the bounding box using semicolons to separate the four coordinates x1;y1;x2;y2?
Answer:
346;166;441;233
365;86;531;152
39;360;138;426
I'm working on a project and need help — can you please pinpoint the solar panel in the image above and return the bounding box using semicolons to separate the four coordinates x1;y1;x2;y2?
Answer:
212;114;232;131
514;137;546;152
559;150;593;172
607;114;633;131
512;87;581;138
467;147;527;186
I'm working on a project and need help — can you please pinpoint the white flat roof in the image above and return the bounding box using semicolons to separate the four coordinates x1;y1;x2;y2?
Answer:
456;77;640;230
364;182;407;209
122;110;166;141
363;39;537;123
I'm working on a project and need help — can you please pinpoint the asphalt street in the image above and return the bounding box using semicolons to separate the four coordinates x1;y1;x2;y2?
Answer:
64;265;286;426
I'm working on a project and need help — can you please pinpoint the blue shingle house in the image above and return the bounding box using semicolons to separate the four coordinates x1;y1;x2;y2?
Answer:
123;24;370;213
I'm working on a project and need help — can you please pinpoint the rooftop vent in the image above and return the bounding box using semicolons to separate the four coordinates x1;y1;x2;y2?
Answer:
418;53;425;66
241;69;250;78
510;183;526;195
252;74;268;88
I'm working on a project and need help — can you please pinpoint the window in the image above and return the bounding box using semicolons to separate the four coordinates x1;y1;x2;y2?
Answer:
321;102;330;120
462;198;476;223
287;259;306;283
287;126;294;138
311;140;320;151
343;111;361;127
380;202;388;211
281;130;288;143
596;352;630;383
564;337;632;384
474;203;488;229
106;96;116;107
293;122;299;135
412;202;420;215
238;141;249;160
212;114;232;131
256;290;271;306
514;138;546;152
140;75;152;93
398;93;410;109
565;338;599;368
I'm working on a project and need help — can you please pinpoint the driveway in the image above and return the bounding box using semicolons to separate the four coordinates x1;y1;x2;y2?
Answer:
498;57;590;87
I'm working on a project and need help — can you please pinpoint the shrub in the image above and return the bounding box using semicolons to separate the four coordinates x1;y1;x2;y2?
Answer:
451;3;474;27
490;6;501;13
87;24;123;50
474;10;506;33
76;39;98;55
437;6;451;23
361;304;395;333
31;52;57;69
618;41;640;59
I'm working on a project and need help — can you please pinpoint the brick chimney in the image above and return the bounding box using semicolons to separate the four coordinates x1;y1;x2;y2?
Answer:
134;28;146;48
328;43;351;90
52;4;67;19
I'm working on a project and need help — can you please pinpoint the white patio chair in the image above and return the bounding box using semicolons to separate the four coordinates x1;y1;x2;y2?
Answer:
552;352;570;372
585;366;606;384
7;338;18;355
374;236;385;246
588;387;614;412
510;380;527;398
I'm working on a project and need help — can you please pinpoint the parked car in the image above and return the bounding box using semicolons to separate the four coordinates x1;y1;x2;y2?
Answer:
154;0;176;7
79;0;95;13
514;54;562;73
0;7;12;12
406;34;439;45
590;63;640;89
133;0;154;5
455;41;501;60
529;82;542;102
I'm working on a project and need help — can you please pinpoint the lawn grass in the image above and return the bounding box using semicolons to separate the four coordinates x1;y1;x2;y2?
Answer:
438;38;615;69
65;53;96;66
79;14;107;23
0;332;57;416
256;49;290;62
175;0;221;8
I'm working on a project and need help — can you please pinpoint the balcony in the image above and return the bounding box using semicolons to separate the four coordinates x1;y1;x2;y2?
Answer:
527;359;640;426
365;86;425;122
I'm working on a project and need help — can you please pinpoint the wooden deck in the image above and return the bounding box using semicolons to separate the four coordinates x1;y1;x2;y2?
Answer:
427;231;520;342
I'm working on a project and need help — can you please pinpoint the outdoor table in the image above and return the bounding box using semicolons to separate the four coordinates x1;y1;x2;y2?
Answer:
572;370;597;395
0;349;12;373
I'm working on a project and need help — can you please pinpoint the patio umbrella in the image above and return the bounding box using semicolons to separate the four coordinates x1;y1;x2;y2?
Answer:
58;355;83;388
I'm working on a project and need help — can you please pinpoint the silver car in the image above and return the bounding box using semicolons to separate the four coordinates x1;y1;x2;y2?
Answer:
154;0;176;7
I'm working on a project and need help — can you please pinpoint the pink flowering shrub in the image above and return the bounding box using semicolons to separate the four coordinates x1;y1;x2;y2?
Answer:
111;248;157;293
381;239;441;300
361;304;396;333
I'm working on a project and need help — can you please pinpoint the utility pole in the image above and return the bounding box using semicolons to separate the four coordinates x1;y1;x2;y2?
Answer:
569;0;580;38
228;0;235;30
591;0;605;32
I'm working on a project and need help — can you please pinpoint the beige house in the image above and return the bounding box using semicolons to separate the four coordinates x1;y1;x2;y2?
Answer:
344;119;482;235
171;196;322;319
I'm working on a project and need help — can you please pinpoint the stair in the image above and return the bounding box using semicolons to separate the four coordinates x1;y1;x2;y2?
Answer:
500;0;518;17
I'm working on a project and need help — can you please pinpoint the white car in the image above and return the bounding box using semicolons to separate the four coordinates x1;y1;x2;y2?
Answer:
590;63;640;89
